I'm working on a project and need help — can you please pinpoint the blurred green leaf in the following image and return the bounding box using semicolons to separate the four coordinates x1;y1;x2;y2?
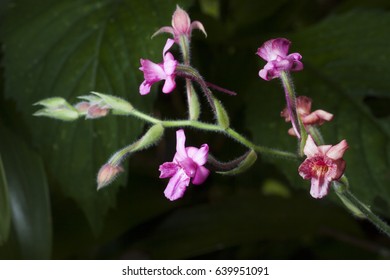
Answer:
246;11;390;217
0;154;11;245
0;126;52;259
0;0;192;233
129;192;362;259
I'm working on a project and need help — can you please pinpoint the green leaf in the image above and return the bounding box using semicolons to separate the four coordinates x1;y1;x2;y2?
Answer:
246;11;390;217
0;154;11;245
0;0;192;233
0;126;52;259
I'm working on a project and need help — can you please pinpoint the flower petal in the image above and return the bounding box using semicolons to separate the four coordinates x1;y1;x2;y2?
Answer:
190;144;209;166
151;26;174;38
164;169;190;201
326;139;349;160
159;162;179;178
139;81;151;95
172;5;191;35
309;176;330;199
190;21;207;37
175;129;187;161
303;135;319;157
302;110;333;126
257;38;291;61
192;165;210;185
163;38;175;56
291;60;304;71
333;159;346;180
179;157;198;177
139;59;166;82
163;52;177;75
296;96;312;115
162;75;176;94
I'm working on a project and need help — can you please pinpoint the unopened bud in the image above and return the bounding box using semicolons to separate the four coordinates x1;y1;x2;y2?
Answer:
86;104;110;119
212;96;230;129
91;91;133;115
97;163;123;190
131;123;165;152
33;97;79;121
74;101;90;114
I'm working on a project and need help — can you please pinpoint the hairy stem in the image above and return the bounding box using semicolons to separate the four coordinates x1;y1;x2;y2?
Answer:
279;71;307;155
342;190;390;238
129;109;298;160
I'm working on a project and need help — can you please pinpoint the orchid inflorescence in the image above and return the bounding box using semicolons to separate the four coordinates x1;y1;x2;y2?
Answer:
34;5;390;236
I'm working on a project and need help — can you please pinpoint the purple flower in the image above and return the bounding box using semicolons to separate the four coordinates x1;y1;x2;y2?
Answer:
139;39;177;95
152;5;207;42
159;129;210;201
256;38;303;81
298;136;348;199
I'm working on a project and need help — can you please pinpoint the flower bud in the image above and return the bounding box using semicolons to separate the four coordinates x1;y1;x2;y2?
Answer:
97;163;123;190
33;97;79;121
91;91;133;115
212;96;230;129
131;123;165;153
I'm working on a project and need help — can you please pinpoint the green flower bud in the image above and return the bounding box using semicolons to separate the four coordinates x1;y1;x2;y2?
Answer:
108;124;165;166
33;97;79;121
91;91;133;115
212;96;230;129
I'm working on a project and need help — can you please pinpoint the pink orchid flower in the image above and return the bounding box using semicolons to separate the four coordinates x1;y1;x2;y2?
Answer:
281;96;334;136
159;129;210;201
256;38;303;81
152;5;207;42
139;39;177;95
298;136;348;199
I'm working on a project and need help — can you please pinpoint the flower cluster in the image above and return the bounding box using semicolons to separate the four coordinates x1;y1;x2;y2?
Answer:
257;37;348;199
139;5;212;200
32;5;390;238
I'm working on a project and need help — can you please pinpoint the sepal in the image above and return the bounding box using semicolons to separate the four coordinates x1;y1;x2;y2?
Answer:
33;97;79;121
212;96;230;129
91;91;133;115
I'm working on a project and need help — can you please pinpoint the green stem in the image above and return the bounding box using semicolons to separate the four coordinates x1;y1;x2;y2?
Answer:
129;109;297;160
340;189;390;238
178;35;200;120
279;71;307;155
129;109;160;124
307;126;325;145
176;64;216;112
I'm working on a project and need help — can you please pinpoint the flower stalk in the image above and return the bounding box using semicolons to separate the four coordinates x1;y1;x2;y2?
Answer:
279;71;307;154
336;185;390;238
